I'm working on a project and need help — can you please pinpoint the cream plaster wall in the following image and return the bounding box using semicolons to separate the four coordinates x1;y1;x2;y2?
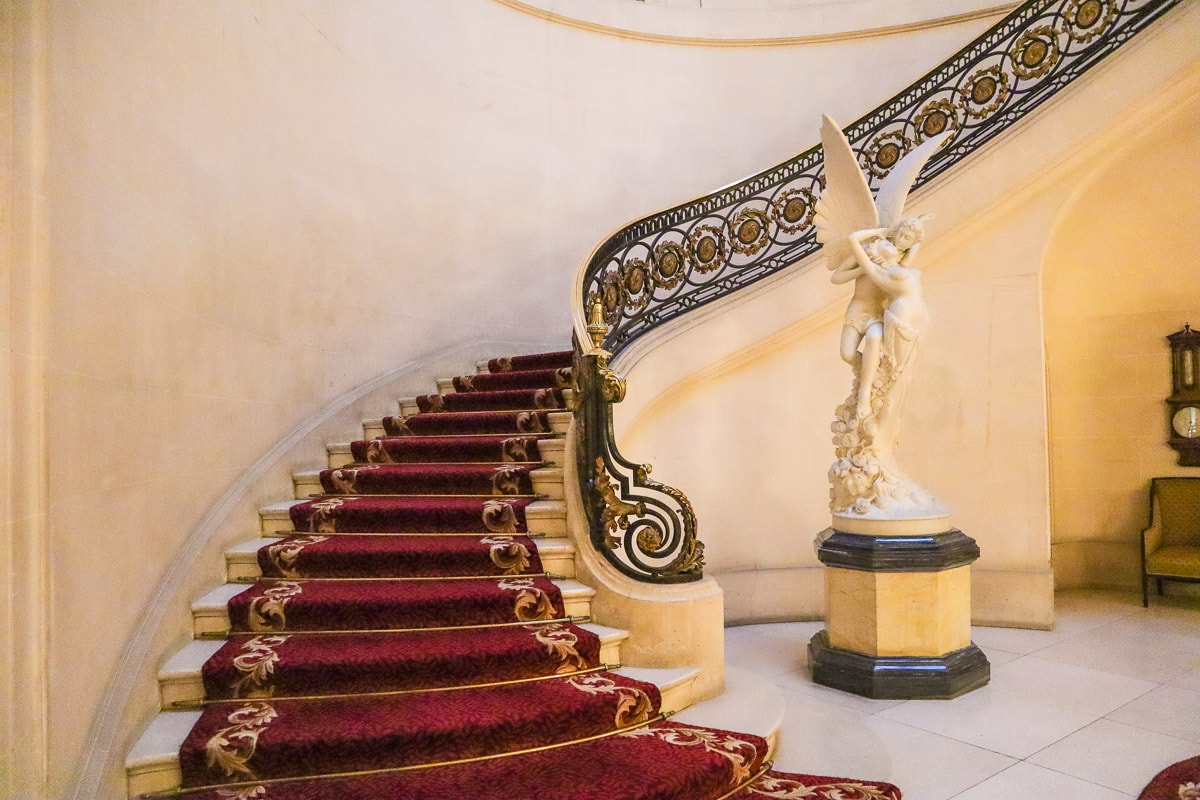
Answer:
2;2;1004;798
1044;99;1200;591
612;6;1200;628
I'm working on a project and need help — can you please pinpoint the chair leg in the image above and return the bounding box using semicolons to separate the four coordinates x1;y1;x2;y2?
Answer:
1143;574;1149;607
1156;577;1164;596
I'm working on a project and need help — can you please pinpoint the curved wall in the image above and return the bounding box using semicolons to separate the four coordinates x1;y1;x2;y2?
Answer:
3;2;1005;797
1044;93;1200;590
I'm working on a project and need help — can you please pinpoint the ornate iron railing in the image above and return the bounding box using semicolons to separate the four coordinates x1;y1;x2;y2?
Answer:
572;321;704;583
570;0;1178;583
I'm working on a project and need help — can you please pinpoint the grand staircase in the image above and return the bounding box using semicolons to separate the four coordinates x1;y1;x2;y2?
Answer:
126;350;901;800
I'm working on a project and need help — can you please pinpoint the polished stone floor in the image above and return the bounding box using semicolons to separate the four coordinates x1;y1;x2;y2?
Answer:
725;590;1200;800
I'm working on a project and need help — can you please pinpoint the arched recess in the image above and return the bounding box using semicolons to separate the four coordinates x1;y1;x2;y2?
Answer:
1043;92;1200;590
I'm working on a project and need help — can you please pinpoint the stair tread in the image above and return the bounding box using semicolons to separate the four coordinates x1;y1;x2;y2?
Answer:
227;535;574;562
131;667;679;773
193;577;594;612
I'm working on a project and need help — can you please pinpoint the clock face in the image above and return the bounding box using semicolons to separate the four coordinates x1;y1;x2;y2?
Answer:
1173;406;1200;438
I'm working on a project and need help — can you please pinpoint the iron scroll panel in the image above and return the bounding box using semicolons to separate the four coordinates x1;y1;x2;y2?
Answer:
573;347;704;583
580;0;1179;356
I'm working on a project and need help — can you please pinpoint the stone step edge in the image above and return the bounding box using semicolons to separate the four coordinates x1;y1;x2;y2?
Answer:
224;536;577;581
362;410;571;440
156;619;630;711
133;633;680;799
292;466;566;501
190;578;596;637
258;499;567;537
326;436;566;469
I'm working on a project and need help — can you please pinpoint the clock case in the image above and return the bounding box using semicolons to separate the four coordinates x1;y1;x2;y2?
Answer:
1166;324;1200;466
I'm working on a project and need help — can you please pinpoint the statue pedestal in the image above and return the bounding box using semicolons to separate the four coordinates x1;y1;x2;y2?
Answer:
809;516;990;699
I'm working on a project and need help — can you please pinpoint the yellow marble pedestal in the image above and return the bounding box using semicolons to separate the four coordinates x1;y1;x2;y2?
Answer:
809;524;989;699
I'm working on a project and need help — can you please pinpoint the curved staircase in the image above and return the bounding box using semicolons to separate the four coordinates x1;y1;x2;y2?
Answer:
126;350;900;800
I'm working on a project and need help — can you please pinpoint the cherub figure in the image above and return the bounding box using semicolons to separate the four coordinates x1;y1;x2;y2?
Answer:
813;115;949;515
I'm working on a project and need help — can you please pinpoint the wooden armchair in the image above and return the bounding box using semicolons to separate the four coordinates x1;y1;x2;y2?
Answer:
1142;477;1200;606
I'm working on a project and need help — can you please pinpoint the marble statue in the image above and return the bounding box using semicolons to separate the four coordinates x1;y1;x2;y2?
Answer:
814;115;951;519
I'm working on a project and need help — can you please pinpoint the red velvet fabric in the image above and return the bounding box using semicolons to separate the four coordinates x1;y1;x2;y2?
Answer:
256;534;544;578
318;463;536;496
348;434;546;464
487;350;573;373
189;348;901;799
733;771;902;799
287;496;534;534
382;410;552;437
415;387;565;413
179;672;662;786
226;576;566;632
200;622;602;700
452;368;570;393
1138;755;1200;800
182;720;768;800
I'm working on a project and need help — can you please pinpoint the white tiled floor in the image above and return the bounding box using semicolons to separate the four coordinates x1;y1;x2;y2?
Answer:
725;590;1200;800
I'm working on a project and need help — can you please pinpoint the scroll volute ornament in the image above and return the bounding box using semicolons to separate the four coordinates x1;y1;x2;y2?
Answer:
594;457;646;548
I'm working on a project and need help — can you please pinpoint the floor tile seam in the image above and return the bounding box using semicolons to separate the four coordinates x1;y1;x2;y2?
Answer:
864;714;1023;763
875;702;1093;762
1099;703;1200;745
940;759;1037;800
991;652;1166;700
1015;758;1142;798
980;680;1121;720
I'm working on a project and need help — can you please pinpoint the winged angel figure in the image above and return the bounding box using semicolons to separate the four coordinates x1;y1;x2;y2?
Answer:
814;115;950;516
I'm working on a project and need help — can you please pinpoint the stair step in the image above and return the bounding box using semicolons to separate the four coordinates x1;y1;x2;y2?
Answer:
225;536;576;581
293;463;561;499
447;368;573;394
133;653;685;799
260;498;566;536
157;621;627;710
399;388;574;416
179;672;662;787
334;433;563;467
190;578;595;636
375;409;571;438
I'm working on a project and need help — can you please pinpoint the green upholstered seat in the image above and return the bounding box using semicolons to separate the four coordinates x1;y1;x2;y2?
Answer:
1142;477;1200;606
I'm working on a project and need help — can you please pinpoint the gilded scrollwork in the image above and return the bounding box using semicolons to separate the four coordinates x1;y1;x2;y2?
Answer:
481;535;531;574
231;635;291;698
531;622;590;673
593;458;645;549
205;702;278;779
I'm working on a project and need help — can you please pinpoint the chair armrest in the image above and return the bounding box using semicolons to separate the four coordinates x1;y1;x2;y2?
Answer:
1143;525;1163;555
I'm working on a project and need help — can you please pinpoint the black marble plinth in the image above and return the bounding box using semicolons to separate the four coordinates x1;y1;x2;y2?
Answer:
808;630;990;699
816;528;979;572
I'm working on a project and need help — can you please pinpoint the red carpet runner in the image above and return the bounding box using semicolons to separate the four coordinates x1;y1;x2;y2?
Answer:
167;350;901;800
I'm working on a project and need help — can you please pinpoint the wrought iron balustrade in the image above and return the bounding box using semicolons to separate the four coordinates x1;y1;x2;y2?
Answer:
570;0;1179;584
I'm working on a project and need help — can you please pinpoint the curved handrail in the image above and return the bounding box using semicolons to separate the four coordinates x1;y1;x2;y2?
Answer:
572;0;1177;355
569;0;1178;584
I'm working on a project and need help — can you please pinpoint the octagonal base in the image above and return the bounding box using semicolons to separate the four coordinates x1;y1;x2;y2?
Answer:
809;630;990;699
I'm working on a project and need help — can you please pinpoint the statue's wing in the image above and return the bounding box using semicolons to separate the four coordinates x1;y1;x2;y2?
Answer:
874;132;952;228
813;115;877;272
